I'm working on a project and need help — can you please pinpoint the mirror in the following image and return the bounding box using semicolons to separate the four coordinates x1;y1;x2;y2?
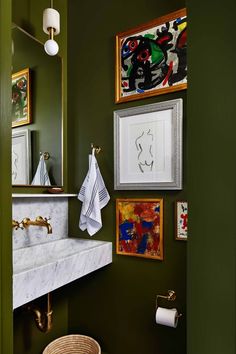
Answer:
11;25;62;187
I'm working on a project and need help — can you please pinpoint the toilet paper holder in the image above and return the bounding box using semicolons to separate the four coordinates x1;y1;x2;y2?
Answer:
156;290;182;318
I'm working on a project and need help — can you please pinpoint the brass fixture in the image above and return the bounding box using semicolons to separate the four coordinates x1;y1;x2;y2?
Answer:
26;293;53;333
21;216;52;234
12;219;23;230
156;290;182;318
91;143;101;155
40;151;50;160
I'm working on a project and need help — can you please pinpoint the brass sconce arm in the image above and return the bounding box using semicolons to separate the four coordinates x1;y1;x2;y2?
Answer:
21;216;52;234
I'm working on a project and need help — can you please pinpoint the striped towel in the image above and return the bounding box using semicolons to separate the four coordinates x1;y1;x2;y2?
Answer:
31;155;51;186
78;150;110;236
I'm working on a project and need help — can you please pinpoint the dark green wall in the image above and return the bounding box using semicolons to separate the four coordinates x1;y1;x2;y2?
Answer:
9;1;236;354
187;1;236;354
67;1;186;354
0;1;13;353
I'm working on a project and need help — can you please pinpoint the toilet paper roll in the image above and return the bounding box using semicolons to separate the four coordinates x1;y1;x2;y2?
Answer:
155;307;179;328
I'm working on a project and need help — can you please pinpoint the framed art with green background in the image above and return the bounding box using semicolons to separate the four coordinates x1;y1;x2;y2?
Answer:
12;68;31;128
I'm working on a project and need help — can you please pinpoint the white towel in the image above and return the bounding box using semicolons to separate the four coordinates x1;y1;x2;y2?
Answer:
31;155;51;186
78;149;110;236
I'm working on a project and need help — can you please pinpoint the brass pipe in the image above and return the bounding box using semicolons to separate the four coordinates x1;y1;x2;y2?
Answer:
27;293;53;333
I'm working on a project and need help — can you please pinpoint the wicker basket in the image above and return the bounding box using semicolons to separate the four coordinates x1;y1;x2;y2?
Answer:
42;334;101;354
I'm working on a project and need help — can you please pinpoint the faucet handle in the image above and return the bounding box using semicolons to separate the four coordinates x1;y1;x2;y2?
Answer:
35;216;50;221
12;220;19;230
12;219;24;230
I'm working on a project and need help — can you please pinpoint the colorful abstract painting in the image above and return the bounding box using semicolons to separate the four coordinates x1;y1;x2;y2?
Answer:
175;201;188;240
12;68;31;128
116;199;163;260
115;8;187;103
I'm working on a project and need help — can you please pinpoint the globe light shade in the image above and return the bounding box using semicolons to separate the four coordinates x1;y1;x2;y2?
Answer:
44;39;59;56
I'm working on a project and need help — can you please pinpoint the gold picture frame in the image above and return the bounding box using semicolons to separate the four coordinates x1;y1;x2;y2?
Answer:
116;198;164;260
115;8;187;103
12;68;32;128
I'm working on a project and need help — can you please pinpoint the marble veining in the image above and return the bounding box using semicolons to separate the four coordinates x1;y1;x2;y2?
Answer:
12;197;68;249
13;238;112;309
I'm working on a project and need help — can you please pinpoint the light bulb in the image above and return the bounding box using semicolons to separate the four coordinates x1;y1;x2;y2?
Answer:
44;39;59;56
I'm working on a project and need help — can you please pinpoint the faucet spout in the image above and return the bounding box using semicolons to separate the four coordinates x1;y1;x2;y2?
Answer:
22;216;52;234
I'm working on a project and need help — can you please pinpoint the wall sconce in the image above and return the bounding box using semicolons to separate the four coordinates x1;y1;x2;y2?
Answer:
43;0;60;56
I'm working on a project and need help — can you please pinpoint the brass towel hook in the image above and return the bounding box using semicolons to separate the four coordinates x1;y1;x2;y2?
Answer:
91;143;101;155
40;151;50;160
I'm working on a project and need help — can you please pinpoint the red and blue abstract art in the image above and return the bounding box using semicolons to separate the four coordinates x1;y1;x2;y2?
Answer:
116;199;163;260
115;8;187;103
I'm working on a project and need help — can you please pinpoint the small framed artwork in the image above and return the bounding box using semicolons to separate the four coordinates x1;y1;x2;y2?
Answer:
116;198;163;260
12;129;31;185
114;98;183;190
12;68;32;128
175;201;188;241
115;8;187;103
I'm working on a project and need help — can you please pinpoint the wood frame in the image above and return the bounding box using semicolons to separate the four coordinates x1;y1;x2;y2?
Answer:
114;99;183;190
175;200;188;241
115;8;187;103
116;198;164;260
12;68;31;128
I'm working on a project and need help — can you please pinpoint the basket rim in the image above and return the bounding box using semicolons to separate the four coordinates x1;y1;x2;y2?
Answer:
43;334;101;353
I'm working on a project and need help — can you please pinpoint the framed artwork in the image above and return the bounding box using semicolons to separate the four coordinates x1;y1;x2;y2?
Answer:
114;98;183;190
116;199;163;260
175;201;188;241
115;8;187;103
12;68;32;128
12;129;31;185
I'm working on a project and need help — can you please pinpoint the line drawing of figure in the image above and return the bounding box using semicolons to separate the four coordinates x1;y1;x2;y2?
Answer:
12;149;19;182
135;129;154;173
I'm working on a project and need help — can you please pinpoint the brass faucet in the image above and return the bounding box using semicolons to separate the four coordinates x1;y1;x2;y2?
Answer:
21;216;52;234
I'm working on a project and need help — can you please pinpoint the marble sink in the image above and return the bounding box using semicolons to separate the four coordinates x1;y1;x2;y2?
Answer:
13;238;112;309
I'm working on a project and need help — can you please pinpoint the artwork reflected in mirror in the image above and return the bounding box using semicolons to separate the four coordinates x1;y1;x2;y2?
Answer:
12;68;31;128
12;25;62;187
12;129;31;184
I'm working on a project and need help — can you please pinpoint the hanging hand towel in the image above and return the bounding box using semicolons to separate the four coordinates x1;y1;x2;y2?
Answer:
78;149;110;236
31;155;51;186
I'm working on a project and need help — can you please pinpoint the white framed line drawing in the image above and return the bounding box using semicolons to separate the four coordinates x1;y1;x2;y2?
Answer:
114;98;183;190
12;129;31;185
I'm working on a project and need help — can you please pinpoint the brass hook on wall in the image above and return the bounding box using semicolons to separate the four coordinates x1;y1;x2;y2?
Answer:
40;151;50;160
91;143;101;155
